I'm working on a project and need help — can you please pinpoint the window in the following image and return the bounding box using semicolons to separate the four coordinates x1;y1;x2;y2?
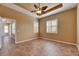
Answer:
46;19;58;33
4;24;9;33
33;21;38;33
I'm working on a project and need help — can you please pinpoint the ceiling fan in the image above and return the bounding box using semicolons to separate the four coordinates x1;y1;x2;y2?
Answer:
31;3;63;15
31;3;48;15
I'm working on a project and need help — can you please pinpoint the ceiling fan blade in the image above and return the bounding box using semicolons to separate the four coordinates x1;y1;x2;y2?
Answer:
41;6;48;10
40;4;63;15
45;4;63;12
30;10;36;12
34;4;38;9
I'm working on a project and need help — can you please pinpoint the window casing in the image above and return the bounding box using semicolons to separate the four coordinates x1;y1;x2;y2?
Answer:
46;19;58;33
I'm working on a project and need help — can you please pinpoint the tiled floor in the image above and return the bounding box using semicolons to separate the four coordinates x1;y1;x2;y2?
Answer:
0;36;79;56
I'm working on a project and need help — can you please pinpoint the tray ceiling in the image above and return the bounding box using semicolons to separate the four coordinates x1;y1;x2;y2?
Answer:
0;3;77;19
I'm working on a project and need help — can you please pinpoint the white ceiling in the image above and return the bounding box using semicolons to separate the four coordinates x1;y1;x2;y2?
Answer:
0;3;77;19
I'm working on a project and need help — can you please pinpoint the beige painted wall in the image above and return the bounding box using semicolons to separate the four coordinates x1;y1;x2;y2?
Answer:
40;8;77;44
0;5;38;43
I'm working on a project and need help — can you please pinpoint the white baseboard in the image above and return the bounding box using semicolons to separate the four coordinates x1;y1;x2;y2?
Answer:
40;37;76;46
15;37;38;44
15;37;77;46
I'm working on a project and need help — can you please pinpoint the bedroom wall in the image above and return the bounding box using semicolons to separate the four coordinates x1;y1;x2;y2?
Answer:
39;8;77;44
0;5;38;43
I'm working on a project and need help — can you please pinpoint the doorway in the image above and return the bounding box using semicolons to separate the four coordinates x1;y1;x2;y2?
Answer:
0;17;16;49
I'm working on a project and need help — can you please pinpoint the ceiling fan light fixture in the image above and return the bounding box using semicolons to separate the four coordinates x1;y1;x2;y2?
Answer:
36;10;42;14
